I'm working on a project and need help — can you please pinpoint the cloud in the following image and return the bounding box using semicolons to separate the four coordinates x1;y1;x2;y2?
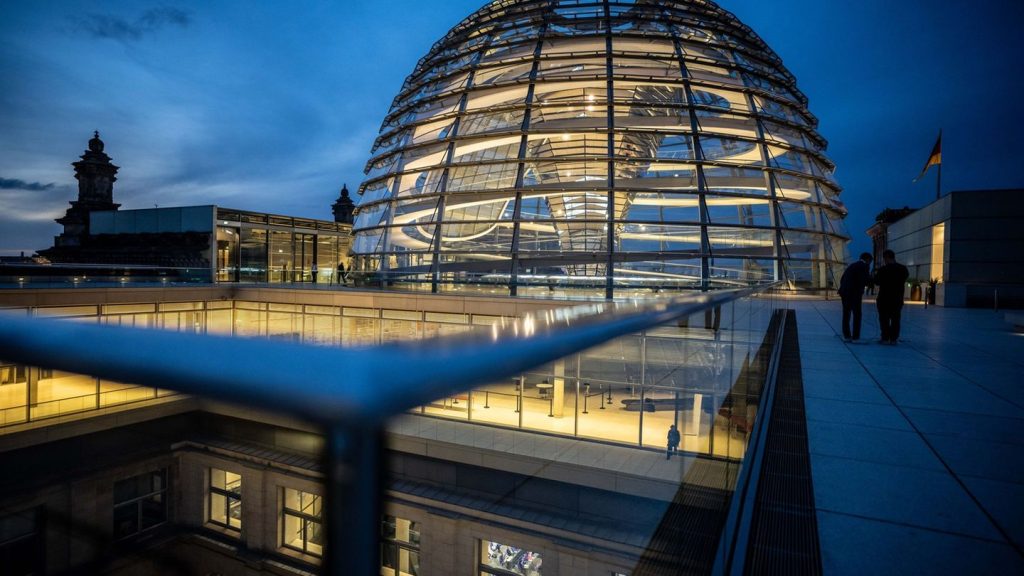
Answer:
0;177;57;192
69;7;191;42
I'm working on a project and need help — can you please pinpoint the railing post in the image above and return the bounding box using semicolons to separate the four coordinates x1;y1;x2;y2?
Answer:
324;424;383;576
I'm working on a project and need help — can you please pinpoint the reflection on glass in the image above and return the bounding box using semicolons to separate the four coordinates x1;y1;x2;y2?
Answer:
240;228;268;282
269;231;293;283
480;540;543;576
216;226;240;282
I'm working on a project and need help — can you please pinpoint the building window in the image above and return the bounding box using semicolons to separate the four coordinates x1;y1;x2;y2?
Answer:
480;539;543;576
113;469;167;540
208;468;242;531
0;508;43;575
930;222;945;282
381;515;420;576
282;488;322;556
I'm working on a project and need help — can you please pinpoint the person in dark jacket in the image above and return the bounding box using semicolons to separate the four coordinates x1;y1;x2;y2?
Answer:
874;249;910;344
666;424;681;460
838;252;873;342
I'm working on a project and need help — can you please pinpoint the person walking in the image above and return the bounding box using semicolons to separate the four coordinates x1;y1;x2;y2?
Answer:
838;252;873;342
666;424;681;460
874;249;909;344
336;261;346;285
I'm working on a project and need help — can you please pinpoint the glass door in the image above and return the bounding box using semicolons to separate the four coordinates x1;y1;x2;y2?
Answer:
216;226;240;282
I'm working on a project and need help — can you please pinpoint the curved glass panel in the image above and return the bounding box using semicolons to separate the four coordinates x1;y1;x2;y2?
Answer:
353;0;850;294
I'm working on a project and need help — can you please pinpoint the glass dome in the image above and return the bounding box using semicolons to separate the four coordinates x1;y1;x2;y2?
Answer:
351;0;850;297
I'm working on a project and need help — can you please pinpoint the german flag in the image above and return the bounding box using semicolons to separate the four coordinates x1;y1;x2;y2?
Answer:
913;130;942;182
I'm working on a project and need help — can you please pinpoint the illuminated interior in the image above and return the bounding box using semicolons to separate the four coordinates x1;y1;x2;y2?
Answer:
930;222;945;282
351;0;849;295
0;295;770;461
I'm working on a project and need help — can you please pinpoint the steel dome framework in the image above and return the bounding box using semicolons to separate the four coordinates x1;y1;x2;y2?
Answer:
352;0;850;297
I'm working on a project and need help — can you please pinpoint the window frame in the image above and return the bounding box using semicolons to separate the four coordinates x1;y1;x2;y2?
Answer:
207;468;242;532
112;468;168;540
281;487;323;557
381;514;421;576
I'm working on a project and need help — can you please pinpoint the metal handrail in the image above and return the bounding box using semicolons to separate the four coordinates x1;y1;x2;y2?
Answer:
0;282;779;575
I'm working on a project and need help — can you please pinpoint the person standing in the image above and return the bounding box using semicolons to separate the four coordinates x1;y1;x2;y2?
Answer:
874;249;909;344
666;424;681;460
838;252;873;342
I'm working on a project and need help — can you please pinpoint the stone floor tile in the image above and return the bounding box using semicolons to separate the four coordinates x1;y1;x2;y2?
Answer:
817;511;1024;576
803;379;892;405
805;397;912;431
927;434;1024;484
902;407;1024;446
961;475;1024;550
806;420;944;471
811;454;1002;540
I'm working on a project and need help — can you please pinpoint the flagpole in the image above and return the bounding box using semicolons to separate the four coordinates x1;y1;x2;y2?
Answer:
936;160;941;200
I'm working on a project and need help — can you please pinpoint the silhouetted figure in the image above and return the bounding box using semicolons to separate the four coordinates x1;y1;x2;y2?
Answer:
666;424;680;460
337;261;347;285
311;262;318;284
838;252;873;342
874;249;909;344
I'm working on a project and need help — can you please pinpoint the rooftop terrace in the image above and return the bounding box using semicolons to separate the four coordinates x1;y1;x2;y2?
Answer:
792;299;1024;573
1;286;1021;573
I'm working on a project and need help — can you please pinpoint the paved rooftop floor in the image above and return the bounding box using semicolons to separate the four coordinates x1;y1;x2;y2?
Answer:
792;299;1024;574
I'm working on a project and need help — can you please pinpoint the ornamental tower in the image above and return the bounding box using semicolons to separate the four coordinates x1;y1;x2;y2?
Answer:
332;184;355;224
53;131;121;248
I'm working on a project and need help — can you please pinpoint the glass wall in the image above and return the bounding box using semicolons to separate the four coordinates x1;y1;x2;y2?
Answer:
215;209;351;285
1;293;778;463
352;0;850;294
240;228;268;283
297;234;315;282
317;236;339;284
0;301;236;430
216;227;240;282
270;230;294;283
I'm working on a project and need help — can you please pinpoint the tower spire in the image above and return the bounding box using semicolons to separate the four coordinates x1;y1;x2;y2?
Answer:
50;131;121;248
332;183;355;224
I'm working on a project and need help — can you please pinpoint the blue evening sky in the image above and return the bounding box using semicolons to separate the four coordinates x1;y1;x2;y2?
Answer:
1;0;1021;257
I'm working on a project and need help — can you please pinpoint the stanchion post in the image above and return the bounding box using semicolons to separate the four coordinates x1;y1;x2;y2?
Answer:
324;425;382;576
